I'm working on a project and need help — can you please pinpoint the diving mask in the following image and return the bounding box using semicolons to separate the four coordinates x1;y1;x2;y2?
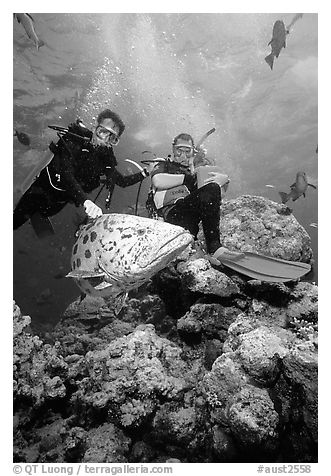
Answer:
96;125;120;146
173;145;194;158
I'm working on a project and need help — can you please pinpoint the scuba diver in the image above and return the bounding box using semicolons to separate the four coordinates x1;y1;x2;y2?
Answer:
146;132;312;282
147;132;242;262
13;109;150;237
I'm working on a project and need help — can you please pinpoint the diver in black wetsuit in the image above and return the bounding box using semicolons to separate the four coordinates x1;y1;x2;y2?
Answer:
13;109;150;231
149;132;244;262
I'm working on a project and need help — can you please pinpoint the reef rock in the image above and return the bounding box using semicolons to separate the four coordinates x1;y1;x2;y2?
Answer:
177;258;240;296
201;282;318;461
70;324;195;427
83;423;131;463
13;302;67;408
177;303;240;343
13;196;317;463
200;195;313;263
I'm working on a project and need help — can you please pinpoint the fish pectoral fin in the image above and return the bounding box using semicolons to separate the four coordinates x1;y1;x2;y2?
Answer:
306;177;317;189
94;282;113;290
113;292;128;316
66;270;106;279
290;182;296;189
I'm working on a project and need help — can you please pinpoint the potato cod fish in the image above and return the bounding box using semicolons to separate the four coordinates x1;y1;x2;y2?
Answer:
265;20;288;70
279;171;317;204
66;213;193;312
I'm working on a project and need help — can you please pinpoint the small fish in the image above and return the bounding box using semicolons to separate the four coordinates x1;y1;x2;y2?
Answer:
265;20;288;70
66;213;193;314
309;223;318;229
14;13;44;51
279;172;317;204
14;130;30;146
265;184;275;188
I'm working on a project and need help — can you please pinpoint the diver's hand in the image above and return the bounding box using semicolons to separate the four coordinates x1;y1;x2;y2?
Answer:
204;172;230;188
84;200;103;219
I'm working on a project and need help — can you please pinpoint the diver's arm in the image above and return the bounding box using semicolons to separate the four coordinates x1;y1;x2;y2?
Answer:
152;173;185;190
152;172;197;191
59;161;102;217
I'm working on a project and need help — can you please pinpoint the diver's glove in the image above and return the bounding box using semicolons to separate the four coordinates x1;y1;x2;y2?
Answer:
84;199;103;219
183;172;197;189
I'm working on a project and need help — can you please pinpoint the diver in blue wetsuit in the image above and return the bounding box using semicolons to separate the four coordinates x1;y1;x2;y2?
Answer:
13;109;150;233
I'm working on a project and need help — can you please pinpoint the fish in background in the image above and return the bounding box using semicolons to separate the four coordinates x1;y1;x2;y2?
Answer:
14;13;44;51
265;20;288;70
279;171;317;204
14;130;30;146
265;14;304;70
309;223;318;229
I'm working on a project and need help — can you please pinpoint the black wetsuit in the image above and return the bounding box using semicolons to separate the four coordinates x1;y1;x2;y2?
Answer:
151;160;222;254
13;120;146;230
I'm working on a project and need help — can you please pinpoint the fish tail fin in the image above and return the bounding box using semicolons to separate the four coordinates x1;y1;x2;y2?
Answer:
79;292;87;303
279;191;289;204
36;39;45;51
265;54;274;70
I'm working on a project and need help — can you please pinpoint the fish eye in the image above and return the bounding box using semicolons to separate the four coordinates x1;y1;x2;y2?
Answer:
137;228;146;236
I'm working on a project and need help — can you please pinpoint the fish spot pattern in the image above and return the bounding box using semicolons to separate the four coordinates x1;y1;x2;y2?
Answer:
73;244;78;255
76;258;81;268
91;231;97;242
85;249;92;259
83;235;89;244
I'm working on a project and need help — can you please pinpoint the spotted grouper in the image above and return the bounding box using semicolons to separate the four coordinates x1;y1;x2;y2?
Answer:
66;213;193;312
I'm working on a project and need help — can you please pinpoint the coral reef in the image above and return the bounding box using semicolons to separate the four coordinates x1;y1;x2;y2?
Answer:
13;196;317;463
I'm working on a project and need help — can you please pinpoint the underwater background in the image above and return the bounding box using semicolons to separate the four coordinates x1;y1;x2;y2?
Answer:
13;13;318;331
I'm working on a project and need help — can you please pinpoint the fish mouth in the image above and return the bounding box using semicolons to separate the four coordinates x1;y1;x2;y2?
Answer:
139;231;193;269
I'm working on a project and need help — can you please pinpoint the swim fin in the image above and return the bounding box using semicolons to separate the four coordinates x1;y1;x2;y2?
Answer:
18;152;55;202
30;212;55;239
217;251;311;282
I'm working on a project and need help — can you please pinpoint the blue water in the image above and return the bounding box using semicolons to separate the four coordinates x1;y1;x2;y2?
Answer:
13;13;318;330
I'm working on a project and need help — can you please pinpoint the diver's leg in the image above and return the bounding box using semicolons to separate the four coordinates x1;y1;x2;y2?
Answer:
13;189;44;230
14;185;67;230
197;183;244;260
43;199;68;218
164;195;200;238
196;182;222;254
